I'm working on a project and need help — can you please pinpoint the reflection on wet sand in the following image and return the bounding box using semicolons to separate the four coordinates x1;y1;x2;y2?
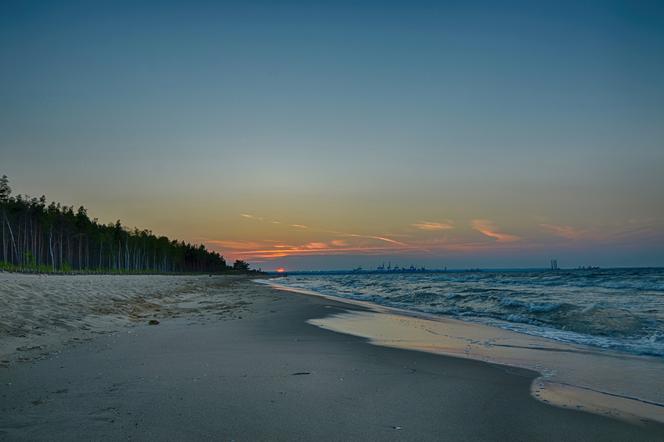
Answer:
265;282;664;425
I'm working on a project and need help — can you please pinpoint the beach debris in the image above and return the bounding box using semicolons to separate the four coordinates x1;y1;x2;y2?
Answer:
148;319;160;325
291;372;311;376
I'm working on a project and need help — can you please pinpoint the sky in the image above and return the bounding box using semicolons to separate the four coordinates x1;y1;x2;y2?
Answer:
1;0;663;270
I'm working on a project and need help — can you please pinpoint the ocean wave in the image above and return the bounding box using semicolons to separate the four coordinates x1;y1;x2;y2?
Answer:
281;268;664;357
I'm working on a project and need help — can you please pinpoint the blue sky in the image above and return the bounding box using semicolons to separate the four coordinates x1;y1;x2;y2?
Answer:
1;1;663;270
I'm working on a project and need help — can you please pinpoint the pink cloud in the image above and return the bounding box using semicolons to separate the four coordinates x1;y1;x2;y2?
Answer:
411;221;454;231
305;242;328;250
471;219;520;242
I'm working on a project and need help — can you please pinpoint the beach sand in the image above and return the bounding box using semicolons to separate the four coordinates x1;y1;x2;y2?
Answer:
1;275;663;441
0;273;253;367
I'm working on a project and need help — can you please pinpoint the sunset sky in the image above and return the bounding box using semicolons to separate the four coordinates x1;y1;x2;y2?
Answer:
2;1;663;270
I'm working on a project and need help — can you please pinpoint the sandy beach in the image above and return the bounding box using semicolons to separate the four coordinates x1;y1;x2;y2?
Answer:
1;274;663;441
264;279;664;425
0;273;253;368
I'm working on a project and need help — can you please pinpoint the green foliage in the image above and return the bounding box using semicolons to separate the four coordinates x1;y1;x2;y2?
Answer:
0;261;13;271
24;251;36;267
0;175;10;202
233;260;250;271
0;174;245;274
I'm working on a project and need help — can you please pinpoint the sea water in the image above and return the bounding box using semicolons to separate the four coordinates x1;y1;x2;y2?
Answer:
276;268;664;358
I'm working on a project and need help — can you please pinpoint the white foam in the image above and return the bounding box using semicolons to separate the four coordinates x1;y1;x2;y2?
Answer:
263;280;664;425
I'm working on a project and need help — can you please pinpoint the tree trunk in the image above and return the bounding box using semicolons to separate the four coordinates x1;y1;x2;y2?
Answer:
49;227;55;272
4;213;18;264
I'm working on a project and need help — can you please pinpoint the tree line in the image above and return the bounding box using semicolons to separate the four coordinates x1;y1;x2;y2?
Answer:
0;175;251;273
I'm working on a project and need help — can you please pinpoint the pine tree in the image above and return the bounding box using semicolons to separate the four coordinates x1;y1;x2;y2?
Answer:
0;175;239;273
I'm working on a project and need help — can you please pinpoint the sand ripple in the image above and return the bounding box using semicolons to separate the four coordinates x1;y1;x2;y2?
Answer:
0;273;252;365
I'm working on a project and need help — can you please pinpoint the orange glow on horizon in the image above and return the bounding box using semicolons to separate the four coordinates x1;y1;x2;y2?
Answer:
200;212;661;265
276;267;286;273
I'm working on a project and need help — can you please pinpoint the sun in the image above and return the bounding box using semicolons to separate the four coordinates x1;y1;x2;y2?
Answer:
276;267;286;273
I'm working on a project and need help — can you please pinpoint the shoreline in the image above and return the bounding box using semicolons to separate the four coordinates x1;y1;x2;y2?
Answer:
0;268;261;276
1;275;663;440
260;279;664;425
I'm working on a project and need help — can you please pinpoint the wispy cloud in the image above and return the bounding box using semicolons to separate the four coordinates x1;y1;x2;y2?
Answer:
241;213;306;229
304;242;328;249
240;213;261;220
239;212;411;247
539;219;659;243
206;240;265;250
210;215;662;264
232;245;414;260
232;212;436;258
540;223;584;239
344;233;410;247
207;233;419;261
411;221;454;231
472;219;520;242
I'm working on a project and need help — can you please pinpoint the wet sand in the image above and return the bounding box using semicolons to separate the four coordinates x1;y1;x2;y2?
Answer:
1;276;663;440
269;282;664;425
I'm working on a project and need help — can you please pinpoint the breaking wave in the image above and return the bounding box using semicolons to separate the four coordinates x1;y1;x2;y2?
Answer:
277;268;664;357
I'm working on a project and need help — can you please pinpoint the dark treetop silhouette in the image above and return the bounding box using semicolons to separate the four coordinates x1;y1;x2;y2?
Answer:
0;175;241;273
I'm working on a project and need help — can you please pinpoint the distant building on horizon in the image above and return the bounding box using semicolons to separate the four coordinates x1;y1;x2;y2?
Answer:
550;259;559;270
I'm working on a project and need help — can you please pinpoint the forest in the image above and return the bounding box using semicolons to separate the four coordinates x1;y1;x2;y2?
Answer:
0;175;250;273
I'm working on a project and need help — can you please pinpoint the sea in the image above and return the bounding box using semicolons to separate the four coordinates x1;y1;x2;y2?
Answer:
275;268;664;358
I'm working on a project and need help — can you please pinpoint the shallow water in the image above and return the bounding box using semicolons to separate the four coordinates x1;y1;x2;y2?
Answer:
263;278;664;425
277;268;664;357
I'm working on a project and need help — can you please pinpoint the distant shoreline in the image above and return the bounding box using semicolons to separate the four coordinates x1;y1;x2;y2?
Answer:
0;267;263;277
271;266;664;276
